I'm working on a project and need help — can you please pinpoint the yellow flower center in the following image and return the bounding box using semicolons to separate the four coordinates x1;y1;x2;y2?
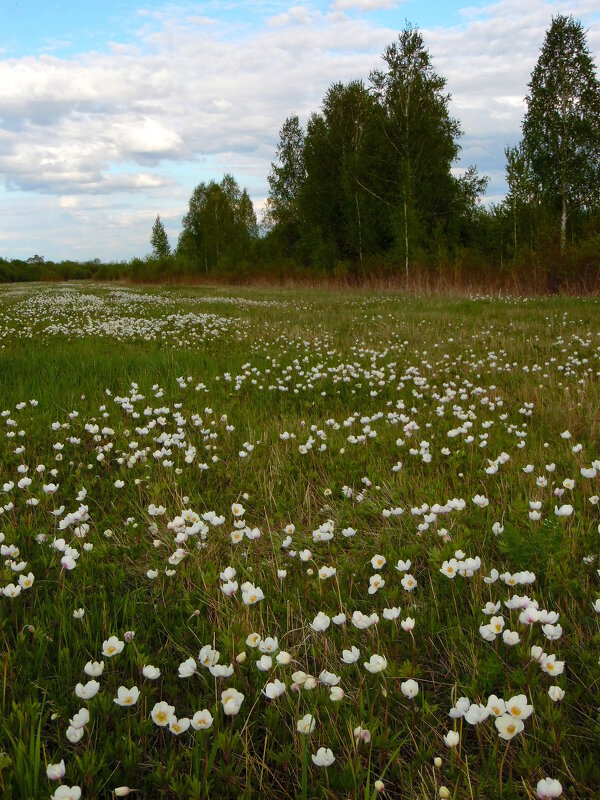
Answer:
511;706;521;716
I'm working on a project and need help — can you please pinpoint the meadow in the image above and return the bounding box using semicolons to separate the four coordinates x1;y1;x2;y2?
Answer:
0;282;599;800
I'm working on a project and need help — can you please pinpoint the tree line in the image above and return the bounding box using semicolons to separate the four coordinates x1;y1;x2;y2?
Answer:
3;15;599;291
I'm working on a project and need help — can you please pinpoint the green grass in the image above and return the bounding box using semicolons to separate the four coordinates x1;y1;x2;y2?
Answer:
0;283;599;799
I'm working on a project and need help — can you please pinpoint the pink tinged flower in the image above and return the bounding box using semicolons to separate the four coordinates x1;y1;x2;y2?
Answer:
354;725;371;744
530;645;546;663
46;760;66;781
519;607;540;625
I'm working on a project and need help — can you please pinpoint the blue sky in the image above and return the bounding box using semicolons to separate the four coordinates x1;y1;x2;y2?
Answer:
1;1;474;57
0;0;599;261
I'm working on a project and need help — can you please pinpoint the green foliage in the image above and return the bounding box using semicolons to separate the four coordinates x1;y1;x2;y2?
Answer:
151;214;171;261
177;174;258;274
522;14;600;250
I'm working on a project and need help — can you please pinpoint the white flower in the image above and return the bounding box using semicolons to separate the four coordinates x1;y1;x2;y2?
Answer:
297;713;316;734
401;574;417;591
113;686;140;707
84;660;104;677
191;709;214;730
66;725;84;744
142;664;161;680
221;687;244;716
263;679;286;699
151;701;176;727
495;714;524;740
443;730;459;748
74;680;100;700
400;679;418;699
69;709;89;729
364;654;387;674
465;703;489;725
47;760;66;781
178;657;197;678
401;616;415;632
548;686;565;702
341;646;360;664
310;611;331;632
329;686;344;701
537;778;562;798
169;717;191;735
554;504;573;517
311;747;335;767
102;636;124;658
51;785;82;800
449;697;470;718
502;629;520;646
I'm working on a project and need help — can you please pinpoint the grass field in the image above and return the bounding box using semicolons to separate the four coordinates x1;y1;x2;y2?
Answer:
1;282;599;800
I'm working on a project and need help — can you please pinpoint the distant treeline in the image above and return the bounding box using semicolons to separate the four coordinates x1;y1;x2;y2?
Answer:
3;17;599;293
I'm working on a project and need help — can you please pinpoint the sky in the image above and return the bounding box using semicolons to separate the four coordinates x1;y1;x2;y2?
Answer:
0;0;599;262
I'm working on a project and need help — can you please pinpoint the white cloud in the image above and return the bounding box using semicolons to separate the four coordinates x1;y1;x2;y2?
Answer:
0;0;598;259
333;0;400;10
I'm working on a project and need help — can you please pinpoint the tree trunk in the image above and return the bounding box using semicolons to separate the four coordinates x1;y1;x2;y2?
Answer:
560;196;567;254
404;195;409;286
355;193;363;263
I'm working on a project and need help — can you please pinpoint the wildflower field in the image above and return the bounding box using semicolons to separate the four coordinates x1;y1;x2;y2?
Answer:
1;283;600;800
